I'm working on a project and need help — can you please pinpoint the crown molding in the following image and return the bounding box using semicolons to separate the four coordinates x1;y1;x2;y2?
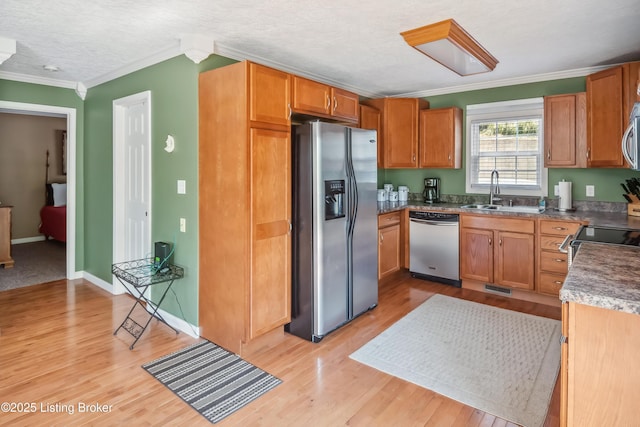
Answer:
84;43;183;89
213;42;381;98
0;70;77;89
392;65;614;98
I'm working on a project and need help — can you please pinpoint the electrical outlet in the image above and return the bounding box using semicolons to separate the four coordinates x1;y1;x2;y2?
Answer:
586;185;595;197
177;180;186;194
554;185;560;196
180;217;186;233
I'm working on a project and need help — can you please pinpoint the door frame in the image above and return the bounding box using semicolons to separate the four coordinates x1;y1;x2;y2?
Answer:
0;100;77;279
112;91;152;294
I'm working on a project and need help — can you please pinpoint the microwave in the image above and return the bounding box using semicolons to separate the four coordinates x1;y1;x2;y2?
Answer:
622;102;640;170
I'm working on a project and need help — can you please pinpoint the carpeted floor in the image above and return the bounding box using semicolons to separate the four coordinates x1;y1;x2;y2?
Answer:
0;240;66;292
350;294;561;427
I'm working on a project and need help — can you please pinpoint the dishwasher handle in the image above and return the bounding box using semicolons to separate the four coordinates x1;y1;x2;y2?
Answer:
410;218;458;226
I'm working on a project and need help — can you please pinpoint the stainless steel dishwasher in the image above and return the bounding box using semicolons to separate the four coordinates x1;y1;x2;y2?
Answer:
409;211;461;287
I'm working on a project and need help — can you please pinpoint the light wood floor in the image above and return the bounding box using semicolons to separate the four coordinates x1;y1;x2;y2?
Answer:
0;273;561;426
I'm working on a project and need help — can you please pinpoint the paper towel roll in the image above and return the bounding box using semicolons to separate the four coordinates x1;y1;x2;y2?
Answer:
558;181;572;211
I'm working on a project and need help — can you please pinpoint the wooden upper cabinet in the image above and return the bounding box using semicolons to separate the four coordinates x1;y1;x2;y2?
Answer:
419;107;462;168
359;104;382;167
544;93;586;168
249;62;291;127
291;75;359;122
362;97;429;168
586;62;639;167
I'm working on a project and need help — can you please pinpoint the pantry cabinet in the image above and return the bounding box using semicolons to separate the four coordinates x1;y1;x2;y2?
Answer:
362;98;429;168
378;211;401;280
291;75;359;122
359;104;382;167
544;93;587;168
586;61;640;167
199;61;291;355
537;219;583;296
419;107;462;168
460;215;535;290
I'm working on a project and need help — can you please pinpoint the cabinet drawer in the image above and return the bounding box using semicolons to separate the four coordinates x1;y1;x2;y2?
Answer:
539;220;581;236
539;272;565;295
540;250;569;274
540;234;567;251
379;211;401;228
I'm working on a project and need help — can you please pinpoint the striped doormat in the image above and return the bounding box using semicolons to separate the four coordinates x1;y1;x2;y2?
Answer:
142;340;282;424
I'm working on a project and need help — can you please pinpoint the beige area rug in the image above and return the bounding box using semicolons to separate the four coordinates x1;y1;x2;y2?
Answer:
350;294;561;427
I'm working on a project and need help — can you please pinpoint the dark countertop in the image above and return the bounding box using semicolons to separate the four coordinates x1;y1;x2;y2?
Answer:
377;201;640;229
560;242;640;315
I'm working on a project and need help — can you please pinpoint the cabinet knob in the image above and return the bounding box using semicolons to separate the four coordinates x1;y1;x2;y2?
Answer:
554;258;565;263
554;280;563;285
547;149;551;160
333;97;338;111
325;95;331;111
488;238;492;246
553;226;568;231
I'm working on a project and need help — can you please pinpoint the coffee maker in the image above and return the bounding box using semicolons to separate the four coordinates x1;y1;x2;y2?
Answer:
423;178;441;203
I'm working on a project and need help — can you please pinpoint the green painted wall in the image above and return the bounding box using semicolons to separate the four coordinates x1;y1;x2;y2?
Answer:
83;54;236;326
0;79;85;269
381;78;640;201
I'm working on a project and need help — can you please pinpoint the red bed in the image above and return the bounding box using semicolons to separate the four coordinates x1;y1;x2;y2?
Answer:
39;205;67;243
39;183;67;243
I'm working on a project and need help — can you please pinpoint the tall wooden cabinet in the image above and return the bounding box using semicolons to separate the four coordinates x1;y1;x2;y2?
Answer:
544;93;587;168
378;211;401;280
0;206;14;268
419;107;462;168
586;61;640;167
362;98;429;168
199;61;291;355
359;104;382;167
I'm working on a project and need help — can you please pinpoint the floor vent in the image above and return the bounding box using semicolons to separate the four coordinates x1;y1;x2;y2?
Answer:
484;284;512;296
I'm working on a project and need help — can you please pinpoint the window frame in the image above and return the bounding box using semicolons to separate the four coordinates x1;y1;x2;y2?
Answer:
465;98;548;197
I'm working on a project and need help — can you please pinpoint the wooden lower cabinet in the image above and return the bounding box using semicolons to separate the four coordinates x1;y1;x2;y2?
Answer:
562;302;640;426
378;211;401;280
537;219;583;296
460;215;535;290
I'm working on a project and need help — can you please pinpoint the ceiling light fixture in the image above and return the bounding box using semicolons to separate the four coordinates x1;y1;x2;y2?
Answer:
401;19;498;76
43;64;60;72
0;37;17;65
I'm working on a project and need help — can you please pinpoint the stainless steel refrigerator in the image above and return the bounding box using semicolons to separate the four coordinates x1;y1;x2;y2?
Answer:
286;121;378;342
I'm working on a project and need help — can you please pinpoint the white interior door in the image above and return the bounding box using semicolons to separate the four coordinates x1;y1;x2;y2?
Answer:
113;91;151;294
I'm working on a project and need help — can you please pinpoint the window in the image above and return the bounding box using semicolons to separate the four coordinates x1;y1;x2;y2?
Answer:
466;98;547;197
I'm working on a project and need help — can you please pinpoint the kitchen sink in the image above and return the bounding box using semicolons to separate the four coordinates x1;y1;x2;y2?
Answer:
460;204;543;214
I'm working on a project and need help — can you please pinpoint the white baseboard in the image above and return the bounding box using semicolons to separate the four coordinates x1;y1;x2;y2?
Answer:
81;271;114;294
11;236;46;244
80;271;200;338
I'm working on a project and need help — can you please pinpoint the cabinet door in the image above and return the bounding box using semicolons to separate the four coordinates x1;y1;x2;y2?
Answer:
460;228;493;283
331;87;359;122
419;107;462;168
291;76;330;116
249;63;291;127
544;94;577;167
586;66;625;167
249;128;291;339
495;231;535;290
384;98;420;168
378;224;400;280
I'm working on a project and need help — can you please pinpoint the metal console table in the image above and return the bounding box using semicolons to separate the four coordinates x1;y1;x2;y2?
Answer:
112;258;184;349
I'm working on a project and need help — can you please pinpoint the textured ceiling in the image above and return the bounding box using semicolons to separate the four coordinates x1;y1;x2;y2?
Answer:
1;0;639;97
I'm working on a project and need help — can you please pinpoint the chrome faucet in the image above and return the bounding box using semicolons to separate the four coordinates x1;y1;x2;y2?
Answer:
490;169;501;205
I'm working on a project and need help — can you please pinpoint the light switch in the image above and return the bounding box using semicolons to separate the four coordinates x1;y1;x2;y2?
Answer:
177;180;186;194
180;218;186;233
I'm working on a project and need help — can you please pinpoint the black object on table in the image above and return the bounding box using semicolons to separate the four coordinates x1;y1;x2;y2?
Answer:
112;258;184;349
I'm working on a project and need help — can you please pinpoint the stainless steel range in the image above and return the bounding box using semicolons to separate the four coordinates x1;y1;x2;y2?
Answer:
561;225;640;266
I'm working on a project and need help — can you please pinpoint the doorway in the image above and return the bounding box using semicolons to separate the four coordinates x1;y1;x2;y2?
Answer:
0;100;77;279
112;91;152;294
